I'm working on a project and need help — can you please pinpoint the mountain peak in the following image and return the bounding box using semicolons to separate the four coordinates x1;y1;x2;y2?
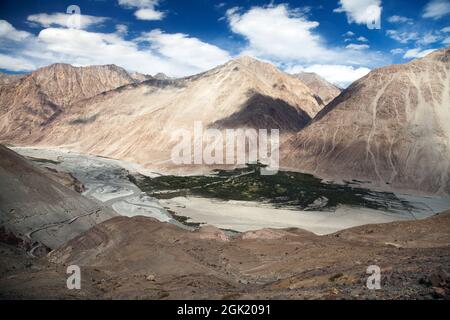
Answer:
294;71;342;105
420;46;450;63
154;72;171;80
230;55;272;68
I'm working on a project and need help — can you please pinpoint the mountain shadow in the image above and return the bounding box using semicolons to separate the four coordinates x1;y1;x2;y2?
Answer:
210;92;312;132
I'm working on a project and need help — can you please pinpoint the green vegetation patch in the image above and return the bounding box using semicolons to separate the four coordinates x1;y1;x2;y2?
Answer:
131;163;412;212
26;156;61;165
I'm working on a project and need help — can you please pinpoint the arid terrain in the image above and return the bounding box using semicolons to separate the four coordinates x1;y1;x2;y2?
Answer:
1;48;450;300
1;211;449;300
283;47;450;195
0;145;449;300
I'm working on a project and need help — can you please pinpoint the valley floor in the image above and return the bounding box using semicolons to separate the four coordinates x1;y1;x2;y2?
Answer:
12;146;450;234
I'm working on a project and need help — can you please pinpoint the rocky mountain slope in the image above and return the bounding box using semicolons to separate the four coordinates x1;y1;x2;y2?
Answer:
0;145;116;250
1;211;449;299
129;71;153;82
283;47;450;195
0;64;139;141
0;72;25;86
294;71;342;105
1;56;323;171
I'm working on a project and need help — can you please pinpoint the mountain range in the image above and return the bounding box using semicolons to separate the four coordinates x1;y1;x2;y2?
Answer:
0;47;449;194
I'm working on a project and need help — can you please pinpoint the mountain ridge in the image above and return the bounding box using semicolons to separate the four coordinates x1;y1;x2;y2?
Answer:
0;56;324;172
283;46;450;195
293;71;342;105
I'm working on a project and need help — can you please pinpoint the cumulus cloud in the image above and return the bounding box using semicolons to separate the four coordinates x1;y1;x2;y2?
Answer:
226;4;384;67
118;0;165;21
287;64;371;88
334;0;382;26
134;8;164;20
357;36;368;42
0;20;31;41
0;53;36;71
423;0;450;20
226;5;329;62
403;48;437;59
27;13;108;29
0;19;231;76
138;29;231;70
441;26;450;32
346;43;369;50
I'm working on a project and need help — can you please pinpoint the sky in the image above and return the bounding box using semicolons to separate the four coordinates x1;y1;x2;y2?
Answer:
0;0;449;87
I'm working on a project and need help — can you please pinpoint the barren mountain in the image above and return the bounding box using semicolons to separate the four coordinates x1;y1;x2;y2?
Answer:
283;47;450;195
294;72;342;105
153;72;172;80
0;63;138;141
0;72;25;86
1;212;449;299
0;145;116;250
2;56;323;170
129;71;153;82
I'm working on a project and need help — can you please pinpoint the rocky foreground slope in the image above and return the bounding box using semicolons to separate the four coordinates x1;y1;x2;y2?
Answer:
0;145;116;250
0;212;449;299
0;72;24;86
284;47;450;195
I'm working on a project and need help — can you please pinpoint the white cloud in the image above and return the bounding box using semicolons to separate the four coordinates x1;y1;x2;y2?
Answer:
387;15;413;24
442;37;450;44
423;0;450;20
118;0;165;21
134;8;164;20
343;31;355;37
225;4;385;66
334;0;382;26
357;36;368;42
226;5;328;62
441;26;450;32
403;48;437;59
116;24;128;35
390;48;405;55
386;30;419;43
287;64;371;88
0;20;231;77
27;13;108;29
139;29;231;70
418;32;441;45
0;20;31;41
346;43;369;50
0;53;36;71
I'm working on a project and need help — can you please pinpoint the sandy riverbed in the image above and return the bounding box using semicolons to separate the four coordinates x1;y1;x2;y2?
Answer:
160;196;448;234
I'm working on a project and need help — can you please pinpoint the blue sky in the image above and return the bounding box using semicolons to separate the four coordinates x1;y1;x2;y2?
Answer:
0;0;449;87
